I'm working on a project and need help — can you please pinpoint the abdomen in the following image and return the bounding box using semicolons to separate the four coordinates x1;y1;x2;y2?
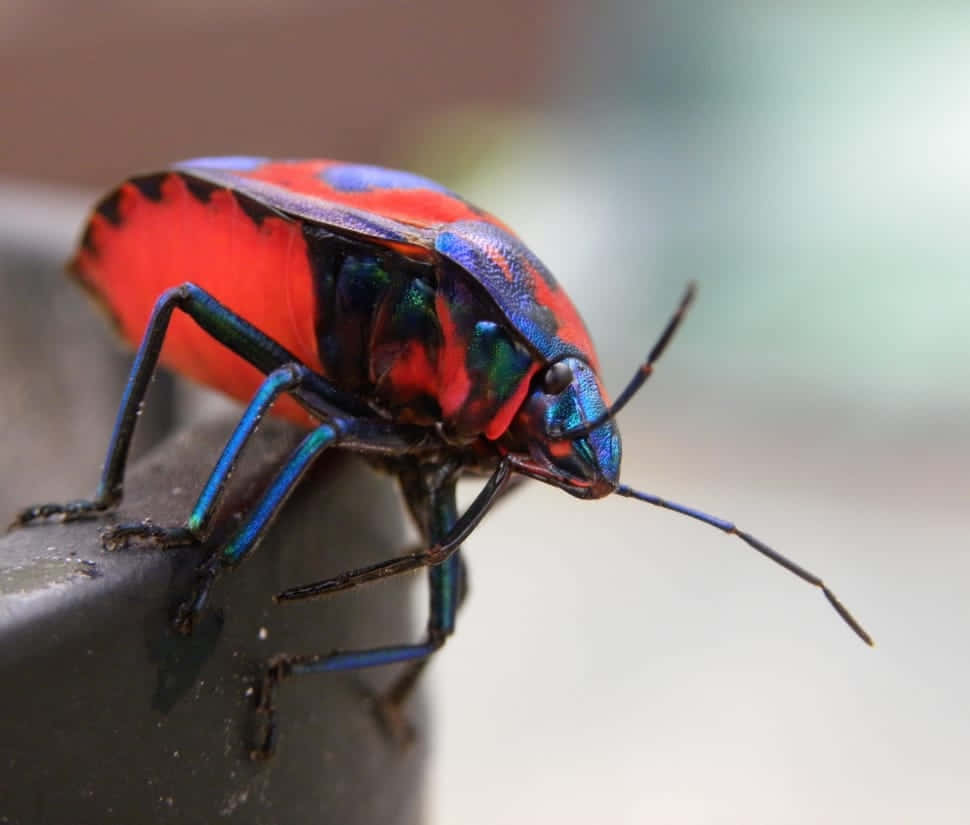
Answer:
74;172;324;424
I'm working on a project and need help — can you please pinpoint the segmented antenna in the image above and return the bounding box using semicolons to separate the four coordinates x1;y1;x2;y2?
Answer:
551;282;696;439
615;484;873;645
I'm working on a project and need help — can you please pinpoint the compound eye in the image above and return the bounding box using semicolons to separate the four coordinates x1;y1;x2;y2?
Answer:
543;361;574;395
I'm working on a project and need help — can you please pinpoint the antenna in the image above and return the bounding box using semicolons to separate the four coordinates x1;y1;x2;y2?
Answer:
615;484;873;645
551;281;696;438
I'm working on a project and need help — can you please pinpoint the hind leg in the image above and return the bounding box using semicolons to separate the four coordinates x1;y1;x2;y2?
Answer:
250;477;469;758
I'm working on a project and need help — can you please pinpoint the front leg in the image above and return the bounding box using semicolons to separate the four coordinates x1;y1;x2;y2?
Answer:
101;362;316;553
11;282;361;529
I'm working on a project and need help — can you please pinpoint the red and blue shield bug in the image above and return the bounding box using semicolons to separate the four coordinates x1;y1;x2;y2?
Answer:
11;157;873;756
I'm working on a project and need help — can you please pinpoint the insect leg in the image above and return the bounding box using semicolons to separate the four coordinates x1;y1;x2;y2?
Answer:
11;282;363;528
272;458;511;603
101;362;315;552
251;478;465;757
376;480;465;715
174;420;343;634
173;415;426;634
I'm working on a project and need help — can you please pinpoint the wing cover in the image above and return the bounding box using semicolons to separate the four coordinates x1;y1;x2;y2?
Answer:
435;221;597;366
175;158;598;367
175;157;488;241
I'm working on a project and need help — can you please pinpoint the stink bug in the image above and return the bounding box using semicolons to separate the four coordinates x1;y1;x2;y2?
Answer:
11;157;872;756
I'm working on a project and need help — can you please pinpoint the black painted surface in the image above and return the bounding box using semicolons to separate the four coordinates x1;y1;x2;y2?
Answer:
0;418;427;825
0;202;427;824
0;244;173;520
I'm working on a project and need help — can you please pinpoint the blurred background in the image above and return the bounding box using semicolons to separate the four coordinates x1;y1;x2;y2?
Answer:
2;1;969;822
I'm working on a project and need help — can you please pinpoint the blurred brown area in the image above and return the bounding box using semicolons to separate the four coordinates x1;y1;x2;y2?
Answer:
1;0;566;187
0;0;572;510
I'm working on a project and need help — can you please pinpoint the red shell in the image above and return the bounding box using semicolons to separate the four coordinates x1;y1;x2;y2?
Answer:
73;158;600;431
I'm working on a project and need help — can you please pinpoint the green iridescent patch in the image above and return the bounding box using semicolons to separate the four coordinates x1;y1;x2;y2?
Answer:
468;321;533;400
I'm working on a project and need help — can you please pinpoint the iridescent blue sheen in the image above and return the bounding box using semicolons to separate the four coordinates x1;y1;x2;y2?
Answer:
321;164;452;194
518;357;621;496
188;365;308;534
222;424;338;565
573;362;622;488
178;155;269;171
435;220;584;363
553;359;620;489
618;488;737;532
291;643;437;674
172;163;433;246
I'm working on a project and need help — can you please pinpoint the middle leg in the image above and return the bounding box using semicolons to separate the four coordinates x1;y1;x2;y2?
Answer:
250;476;466;758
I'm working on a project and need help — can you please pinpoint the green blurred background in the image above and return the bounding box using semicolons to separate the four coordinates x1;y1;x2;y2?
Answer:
2;2;968;822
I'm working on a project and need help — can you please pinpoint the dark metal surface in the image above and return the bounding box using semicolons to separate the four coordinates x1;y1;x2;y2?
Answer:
0;417;426;824
0;242;175;521
0;190;427;824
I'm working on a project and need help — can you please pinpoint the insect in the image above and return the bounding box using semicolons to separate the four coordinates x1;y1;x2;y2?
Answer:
11;157;872;756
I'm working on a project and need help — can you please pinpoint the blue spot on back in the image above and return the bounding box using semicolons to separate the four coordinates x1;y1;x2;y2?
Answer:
322;164;451;194
178;156;269;172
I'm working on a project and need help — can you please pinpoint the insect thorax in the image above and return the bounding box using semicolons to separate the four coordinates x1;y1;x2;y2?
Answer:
303;225;539;440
